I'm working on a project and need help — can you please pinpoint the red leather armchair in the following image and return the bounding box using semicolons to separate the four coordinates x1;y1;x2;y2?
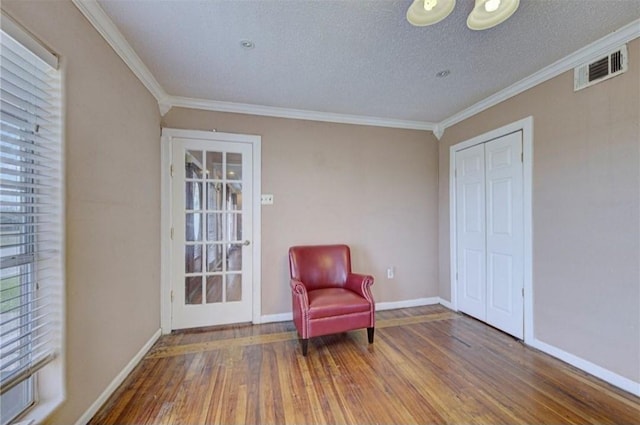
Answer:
289;244;375;356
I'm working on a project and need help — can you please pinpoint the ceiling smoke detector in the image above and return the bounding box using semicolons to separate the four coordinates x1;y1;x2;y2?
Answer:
240;40;255;49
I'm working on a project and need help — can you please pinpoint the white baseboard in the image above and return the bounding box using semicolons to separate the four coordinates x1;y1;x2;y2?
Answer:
530;337;640;397
438;297;455;310
376;297;440;311
74;328;162;425
259;297;441;324
259;312;293;324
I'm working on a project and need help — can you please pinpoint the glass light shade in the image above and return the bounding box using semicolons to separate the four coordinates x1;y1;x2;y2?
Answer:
407;0;456;27
467;0;519;30
484;0;500;12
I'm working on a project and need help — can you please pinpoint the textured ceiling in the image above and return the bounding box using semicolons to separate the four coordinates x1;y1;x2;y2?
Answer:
97;0;640;124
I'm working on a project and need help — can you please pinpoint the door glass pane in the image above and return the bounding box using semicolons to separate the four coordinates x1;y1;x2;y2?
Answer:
227;244;242;271
206;275;222;303
186;213;202;241
226;213;242;241
226;183;242;210
206;152;223;179
207;244;223;272
185;182;202;210
227;153;242;180
185;244;202;273
226;274;242;302
207;182;223;211
185;150;203;178
206;213;224;242
185;276;202;304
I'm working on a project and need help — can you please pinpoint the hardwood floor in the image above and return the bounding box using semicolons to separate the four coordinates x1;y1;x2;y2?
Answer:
89;305;640;424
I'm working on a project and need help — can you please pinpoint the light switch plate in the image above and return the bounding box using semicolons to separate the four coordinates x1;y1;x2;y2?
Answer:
261;194;274;205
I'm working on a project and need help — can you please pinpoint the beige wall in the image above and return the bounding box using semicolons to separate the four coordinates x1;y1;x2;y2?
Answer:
438;39;640;382
163;109;439;315
2;1;162;424
4;1;635;422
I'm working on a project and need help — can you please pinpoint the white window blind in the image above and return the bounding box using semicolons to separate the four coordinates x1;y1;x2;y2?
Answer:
0;22;63;425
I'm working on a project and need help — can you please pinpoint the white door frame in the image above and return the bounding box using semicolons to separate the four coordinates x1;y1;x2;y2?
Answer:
449;116;533;343
160;128;262;334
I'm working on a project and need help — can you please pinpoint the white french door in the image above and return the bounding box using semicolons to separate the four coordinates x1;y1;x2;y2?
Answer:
171;135;254;329
456;131;524;339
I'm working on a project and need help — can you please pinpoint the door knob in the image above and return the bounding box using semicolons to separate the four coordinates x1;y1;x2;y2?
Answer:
242;240;251;246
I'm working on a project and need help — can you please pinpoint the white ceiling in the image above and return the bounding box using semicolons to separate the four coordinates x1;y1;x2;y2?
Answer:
94;0;640;127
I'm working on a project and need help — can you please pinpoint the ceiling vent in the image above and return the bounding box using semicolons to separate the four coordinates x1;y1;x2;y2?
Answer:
574;45;628;91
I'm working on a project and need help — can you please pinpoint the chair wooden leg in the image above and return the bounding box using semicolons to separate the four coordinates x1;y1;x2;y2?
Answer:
367;327;375;344
301;338;308;356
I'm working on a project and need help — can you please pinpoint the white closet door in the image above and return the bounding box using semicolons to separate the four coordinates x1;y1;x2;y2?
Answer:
485;132;524;339
455;131;524;339
456;144;487;320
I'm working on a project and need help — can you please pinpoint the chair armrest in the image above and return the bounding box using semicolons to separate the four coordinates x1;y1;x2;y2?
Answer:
290;278;309;306
345;273;375;302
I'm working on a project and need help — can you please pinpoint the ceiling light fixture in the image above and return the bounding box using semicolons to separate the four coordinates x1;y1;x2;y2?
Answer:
467;0;520;30
406;0;456;27
406;0;519;30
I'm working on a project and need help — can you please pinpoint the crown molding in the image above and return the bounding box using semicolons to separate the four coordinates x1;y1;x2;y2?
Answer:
71;0;433;131
432;123;444;140
169;96;436;131
158;100;172;116
437;18;640;134
73;0;637;137
72;0;170;111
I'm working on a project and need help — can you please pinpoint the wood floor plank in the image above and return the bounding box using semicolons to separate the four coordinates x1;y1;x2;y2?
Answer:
400;323;573;423
297;346;333;424
89;306;640;425
446;322;599;423
453;317;640;423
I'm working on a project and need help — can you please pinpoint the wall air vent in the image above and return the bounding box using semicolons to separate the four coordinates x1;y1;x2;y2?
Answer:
574;45;628;91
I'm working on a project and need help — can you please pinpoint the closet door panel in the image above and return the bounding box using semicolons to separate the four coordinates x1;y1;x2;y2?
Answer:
485;132;524;339
456;144;486;320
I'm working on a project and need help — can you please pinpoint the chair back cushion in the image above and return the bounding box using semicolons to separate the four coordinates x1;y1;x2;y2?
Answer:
289;245;351;291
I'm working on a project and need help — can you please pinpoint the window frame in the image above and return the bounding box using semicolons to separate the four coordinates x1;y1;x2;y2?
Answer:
0;11;65;425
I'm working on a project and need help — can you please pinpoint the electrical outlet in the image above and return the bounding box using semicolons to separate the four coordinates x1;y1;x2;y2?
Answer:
261;194;274;205
387;266;395;279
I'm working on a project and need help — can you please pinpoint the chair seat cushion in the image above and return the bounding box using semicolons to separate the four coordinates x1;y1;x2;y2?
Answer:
307;288;371;319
